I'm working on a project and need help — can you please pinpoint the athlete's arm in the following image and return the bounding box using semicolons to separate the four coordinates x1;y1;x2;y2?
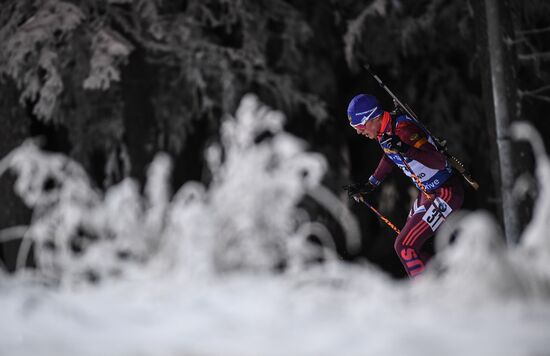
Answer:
371;154;395;185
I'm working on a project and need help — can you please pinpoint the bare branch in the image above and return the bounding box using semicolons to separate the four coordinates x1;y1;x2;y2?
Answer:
518;51;550;62
521;93;550;104
0;225;28;243
520;84;550;96
109;8;174;53
519;26;550;35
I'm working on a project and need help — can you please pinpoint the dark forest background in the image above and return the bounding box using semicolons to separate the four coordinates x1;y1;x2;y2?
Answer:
1;0;549;277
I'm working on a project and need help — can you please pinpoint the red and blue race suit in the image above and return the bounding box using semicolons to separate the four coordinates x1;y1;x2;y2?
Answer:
370;112;464;278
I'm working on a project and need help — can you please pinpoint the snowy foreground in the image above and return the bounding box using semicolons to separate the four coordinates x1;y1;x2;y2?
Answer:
1;96;550;356
2;263;550;356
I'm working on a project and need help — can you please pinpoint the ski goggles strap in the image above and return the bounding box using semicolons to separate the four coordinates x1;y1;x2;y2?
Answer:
349;112;382;128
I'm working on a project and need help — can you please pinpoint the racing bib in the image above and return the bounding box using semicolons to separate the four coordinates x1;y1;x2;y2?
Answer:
422;197;452;231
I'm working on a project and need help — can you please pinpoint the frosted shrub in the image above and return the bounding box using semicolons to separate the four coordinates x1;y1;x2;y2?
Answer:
0;141;172;285
421;212;530;302
512;123;550;292
0;94;332;285
513;123;550;258
165;94;329;276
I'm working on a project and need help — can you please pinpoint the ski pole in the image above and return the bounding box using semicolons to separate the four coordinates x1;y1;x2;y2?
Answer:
397;153;432;201
357;196;401;235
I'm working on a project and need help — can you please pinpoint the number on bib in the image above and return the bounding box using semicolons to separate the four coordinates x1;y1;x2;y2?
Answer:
422;197;452;231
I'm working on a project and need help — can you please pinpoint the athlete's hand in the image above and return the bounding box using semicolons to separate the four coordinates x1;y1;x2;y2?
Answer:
343;182;376;202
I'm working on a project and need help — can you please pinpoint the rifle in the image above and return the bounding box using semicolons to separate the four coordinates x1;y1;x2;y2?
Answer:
364;64;479;190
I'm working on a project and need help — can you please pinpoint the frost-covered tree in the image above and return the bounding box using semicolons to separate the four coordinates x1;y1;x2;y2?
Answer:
0;0;130;182
0;0;331;184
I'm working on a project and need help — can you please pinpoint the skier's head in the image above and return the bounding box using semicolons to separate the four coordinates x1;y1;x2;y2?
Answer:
347;94;384;139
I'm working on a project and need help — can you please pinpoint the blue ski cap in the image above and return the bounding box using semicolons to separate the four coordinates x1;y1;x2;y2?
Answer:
347;94;383;127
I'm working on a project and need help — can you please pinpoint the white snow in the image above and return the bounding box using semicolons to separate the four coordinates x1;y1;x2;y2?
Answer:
0;97;549;356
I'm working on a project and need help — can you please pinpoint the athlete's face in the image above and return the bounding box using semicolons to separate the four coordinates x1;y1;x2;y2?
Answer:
353;115;382;139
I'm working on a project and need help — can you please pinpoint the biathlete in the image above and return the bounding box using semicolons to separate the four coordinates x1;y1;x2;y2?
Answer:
345;94;464;278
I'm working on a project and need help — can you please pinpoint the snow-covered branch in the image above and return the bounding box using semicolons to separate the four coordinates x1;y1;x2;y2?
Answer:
343;0;388;68
1;0;85;121
518;51;550;62
83;28;134;90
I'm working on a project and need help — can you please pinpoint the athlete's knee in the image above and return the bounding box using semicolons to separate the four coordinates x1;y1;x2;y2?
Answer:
394;235;406;255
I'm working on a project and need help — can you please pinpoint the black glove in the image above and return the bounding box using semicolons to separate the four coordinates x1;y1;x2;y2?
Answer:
343;182;376;201
380;133;409;153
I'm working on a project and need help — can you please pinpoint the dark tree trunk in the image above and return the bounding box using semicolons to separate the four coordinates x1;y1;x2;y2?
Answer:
474;0;531;243
121;47;158;186
0;79;32;271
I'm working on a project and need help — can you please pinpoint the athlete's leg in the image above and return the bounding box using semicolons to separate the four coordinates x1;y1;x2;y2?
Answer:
394;175;464;278
394;211;431;277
